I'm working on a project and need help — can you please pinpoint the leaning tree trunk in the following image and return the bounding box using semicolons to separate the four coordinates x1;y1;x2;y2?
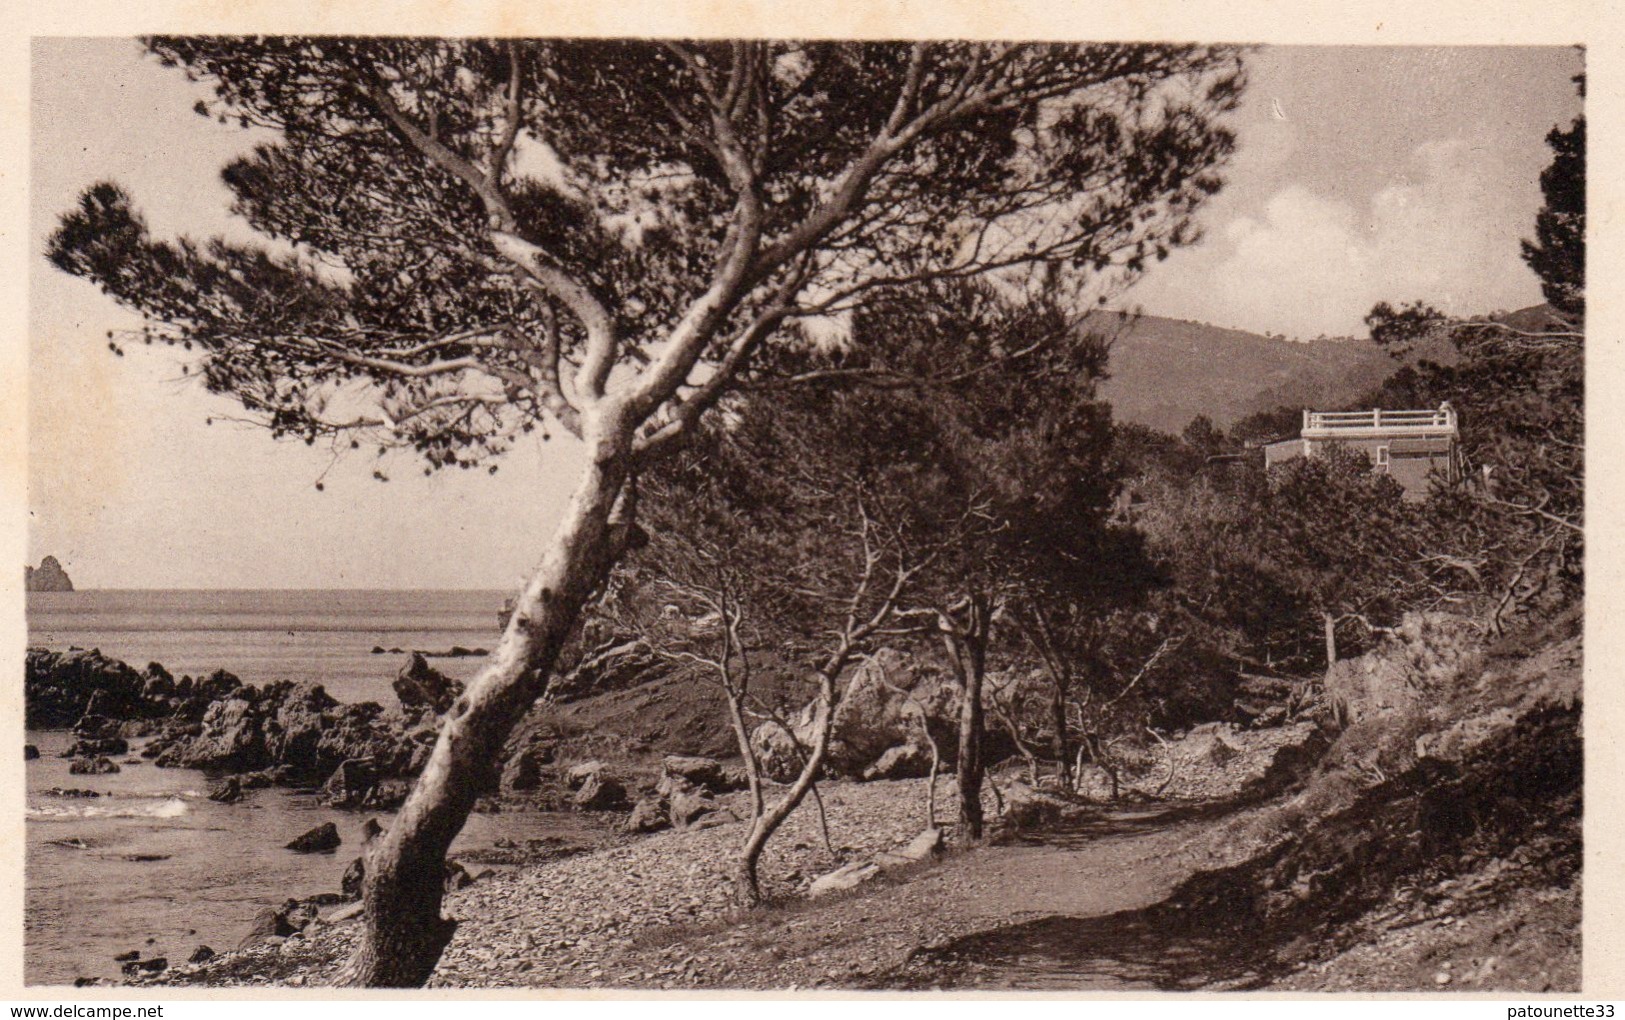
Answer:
1323;610;1338;668
339;432;632;987
734;667;838;905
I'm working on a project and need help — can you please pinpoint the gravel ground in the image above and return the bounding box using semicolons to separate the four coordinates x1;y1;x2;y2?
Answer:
151;777;962;988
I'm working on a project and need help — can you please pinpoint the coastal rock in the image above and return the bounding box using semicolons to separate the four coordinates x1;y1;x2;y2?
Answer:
341;854;471;898
571;772;629;812
565;761;627;810
444;860;474;891
669;789;721;830
140;663;175;702
262;682;342;771
121;958;166;978
548;634;668;701
24;744;38;761
68;756;119;775
159;696;265;772
415;646;488;659
653;755;749;804
25;555;74;592
863;742;931;781
25;647;159;729
341;857;366;900
63;736;129;757
113;950;140;963
238;900;316;951
33;647;436;808
65;714;130;758
285;822;342;854
361;778;414;811
238;766;293;789
318;700;420;776
687;808;740;831
661;755;728;792
625;797;671;834
1002;782;1091;829
565;760;608;788
207;776;245;804
187;946;215;965
750;649;963;782
320;758;378;809
360;818;383;843
170;670;245;722
153;678;416;785
393;653;464;716
899;827;944;861
236;916;281;952
808;861;881;898
502;741;555;792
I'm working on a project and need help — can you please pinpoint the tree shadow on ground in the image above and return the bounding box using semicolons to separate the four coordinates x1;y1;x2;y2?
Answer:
999;798;1247;849
912;906;1268;990
908;703;1580;992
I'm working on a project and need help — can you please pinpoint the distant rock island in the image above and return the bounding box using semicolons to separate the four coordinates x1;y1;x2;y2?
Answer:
25;556;74;592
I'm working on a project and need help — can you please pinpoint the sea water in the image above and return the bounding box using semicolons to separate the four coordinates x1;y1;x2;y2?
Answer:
26;589;509;703
24;589;583;987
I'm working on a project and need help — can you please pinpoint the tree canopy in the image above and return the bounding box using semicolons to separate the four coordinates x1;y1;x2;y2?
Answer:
50;39;1243;474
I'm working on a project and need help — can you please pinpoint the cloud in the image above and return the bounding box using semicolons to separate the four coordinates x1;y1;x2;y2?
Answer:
1135;138;1543;338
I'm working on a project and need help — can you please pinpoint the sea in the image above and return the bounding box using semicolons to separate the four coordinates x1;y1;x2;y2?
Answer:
24;589;592;987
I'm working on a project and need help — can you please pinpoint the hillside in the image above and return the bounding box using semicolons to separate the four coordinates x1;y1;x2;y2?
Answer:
1093;312;1461;435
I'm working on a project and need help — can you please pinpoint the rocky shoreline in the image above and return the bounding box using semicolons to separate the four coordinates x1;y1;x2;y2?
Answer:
27;647;464;810
140;776;965;988
29;641;1318;819
29;607;1582;992
28;642;1324;988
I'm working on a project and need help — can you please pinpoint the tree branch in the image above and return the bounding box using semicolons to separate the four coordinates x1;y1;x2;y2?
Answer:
487;42;524;187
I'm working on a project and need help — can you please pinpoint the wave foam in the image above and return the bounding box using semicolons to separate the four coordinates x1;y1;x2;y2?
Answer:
29;797;190;821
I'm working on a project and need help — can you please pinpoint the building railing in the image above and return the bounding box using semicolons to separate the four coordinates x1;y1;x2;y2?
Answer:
1303;406;1456;433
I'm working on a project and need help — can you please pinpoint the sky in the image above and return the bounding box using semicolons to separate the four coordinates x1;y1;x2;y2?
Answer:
1131;46;1583;337
26;40;1584;589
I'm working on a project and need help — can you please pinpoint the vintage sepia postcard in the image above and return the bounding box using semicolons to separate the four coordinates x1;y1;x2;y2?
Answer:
3;0;1617;1002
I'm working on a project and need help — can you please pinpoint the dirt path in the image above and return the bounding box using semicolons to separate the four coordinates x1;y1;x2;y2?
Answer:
602;800;1264;990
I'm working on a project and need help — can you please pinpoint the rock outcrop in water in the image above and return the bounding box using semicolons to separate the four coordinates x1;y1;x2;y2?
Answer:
68;755;119;775
285;822;342;853
393;652;465;715
25;555;74;592
141;676;442;803
26;647;463;805
25;648;175;729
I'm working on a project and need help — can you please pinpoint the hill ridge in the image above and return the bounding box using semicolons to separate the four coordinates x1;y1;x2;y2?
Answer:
1091;308;1480;435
